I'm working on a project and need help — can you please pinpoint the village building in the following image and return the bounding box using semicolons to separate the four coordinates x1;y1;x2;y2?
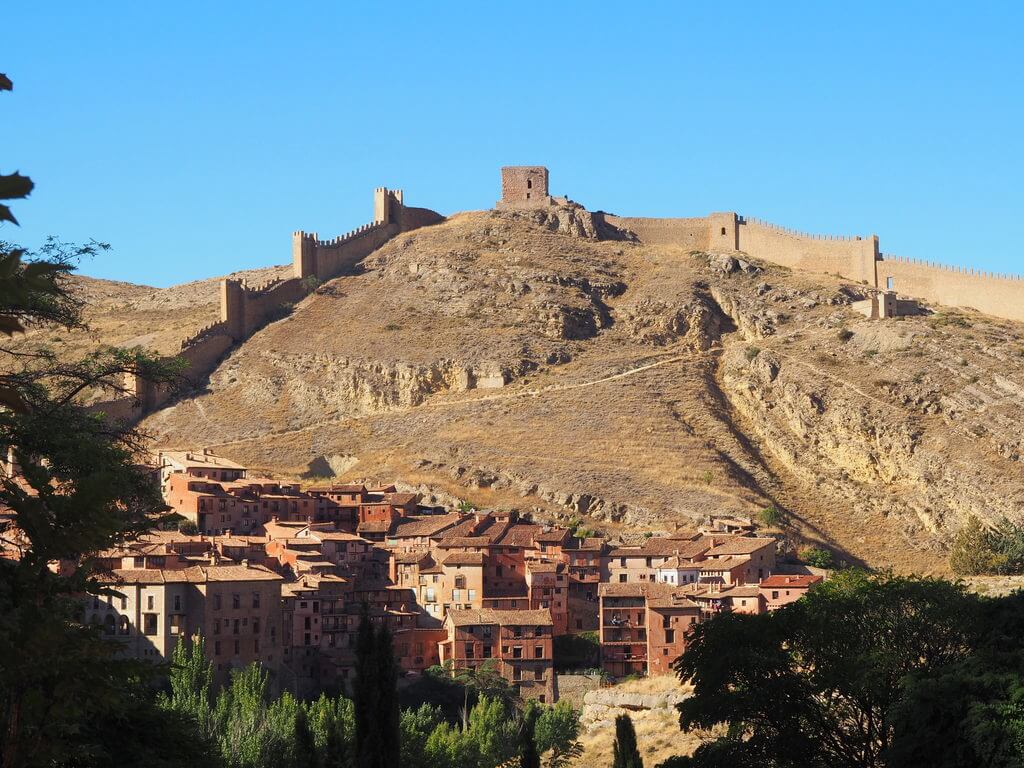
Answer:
440;608;556;703
759;574;823;610
86;560;284;682
598;582;701;677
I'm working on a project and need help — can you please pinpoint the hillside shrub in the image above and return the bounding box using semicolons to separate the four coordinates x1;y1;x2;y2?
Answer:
800;546;834;569
758;504;782;528
948;515;1024;576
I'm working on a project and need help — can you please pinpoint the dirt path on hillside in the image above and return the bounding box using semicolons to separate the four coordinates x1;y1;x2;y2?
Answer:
201;350;702;450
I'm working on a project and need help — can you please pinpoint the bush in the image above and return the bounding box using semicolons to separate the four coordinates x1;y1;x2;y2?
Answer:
837;328;854;342
800;546;834;569
744;346;761;361
178;519;199;535
554;632;600;672
758;504;782;528
951;515;1024;576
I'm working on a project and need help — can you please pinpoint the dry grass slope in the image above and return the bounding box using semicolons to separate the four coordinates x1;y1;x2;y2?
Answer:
43;207;1024;573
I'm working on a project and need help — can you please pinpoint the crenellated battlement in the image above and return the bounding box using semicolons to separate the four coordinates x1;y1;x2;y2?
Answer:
95;184;443;424
880;254;1024;282
740;216;869;243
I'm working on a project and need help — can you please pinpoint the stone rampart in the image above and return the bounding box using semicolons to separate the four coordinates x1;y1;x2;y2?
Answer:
613;209;1024;323
737;217;879;285
600;214;711;249
879;255;1024;322
91;187;443;422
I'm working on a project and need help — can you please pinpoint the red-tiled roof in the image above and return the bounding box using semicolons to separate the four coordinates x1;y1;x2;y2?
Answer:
446;608;553;627
759;574;822;589
705;537;776;557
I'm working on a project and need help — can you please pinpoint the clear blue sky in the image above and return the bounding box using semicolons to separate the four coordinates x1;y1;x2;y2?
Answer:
5;1;1023;287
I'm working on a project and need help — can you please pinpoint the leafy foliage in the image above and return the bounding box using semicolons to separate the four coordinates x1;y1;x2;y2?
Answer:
949;515;1024;577
757;505;782;528
798;546;833;569
667;571;1024;767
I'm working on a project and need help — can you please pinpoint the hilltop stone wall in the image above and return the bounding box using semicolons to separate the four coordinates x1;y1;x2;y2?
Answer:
613;209;1024;323
880;256;1024;322
91;187;443;422
737;217;879;286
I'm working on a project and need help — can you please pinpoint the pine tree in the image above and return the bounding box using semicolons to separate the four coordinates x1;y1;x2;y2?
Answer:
611;714;643;768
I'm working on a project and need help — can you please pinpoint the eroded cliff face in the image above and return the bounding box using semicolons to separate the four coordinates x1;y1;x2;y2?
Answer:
90;206;1024;573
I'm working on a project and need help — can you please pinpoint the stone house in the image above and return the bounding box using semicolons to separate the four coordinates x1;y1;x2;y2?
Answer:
440;608;556;703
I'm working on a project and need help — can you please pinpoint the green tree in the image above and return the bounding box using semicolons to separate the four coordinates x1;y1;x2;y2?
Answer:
353;607;400;768
612;714;643;768
213;663;277;768
375;622;400;768
308;693;353;768
0;73;185;767
798;546;834;569
158;634;215;738
670;571;987;768
518;701;541;768
450;657;514;727
294;705;319;768
758;505;782;528
400;704;445;768
535;700;583;767
949;515;1001;575
354;606;380;767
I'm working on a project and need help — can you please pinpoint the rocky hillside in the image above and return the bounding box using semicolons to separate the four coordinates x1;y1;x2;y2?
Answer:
50;205;1024;573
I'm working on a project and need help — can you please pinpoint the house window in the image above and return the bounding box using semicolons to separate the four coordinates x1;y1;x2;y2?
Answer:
213;594;221;610
119;616;130;635
253;592;261;609
465;643;475;658
234;640;240;655
665;629;675;643
214;640;221;655
253;618;260;634
513;646;523;659
232;594;240;609
483;645;492;658
173;595;181;612
147;595;155;610
104;614;116;635
534;645;543;659
772;591;779;600
886;277;895;290
534;668;544;681
143;613;158;636
454;575;466;589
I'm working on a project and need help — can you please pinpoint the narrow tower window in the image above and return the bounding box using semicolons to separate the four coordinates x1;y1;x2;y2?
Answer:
721;227;727;236
527;179;533;189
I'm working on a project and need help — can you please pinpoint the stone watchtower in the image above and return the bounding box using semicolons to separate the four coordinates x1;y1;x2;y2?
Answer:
497;166;553;209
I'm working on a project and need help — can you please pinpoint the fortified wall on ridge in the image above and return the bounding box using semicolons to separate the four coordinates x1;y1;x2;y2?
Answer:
93;187;443;421
498;166;1024;324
